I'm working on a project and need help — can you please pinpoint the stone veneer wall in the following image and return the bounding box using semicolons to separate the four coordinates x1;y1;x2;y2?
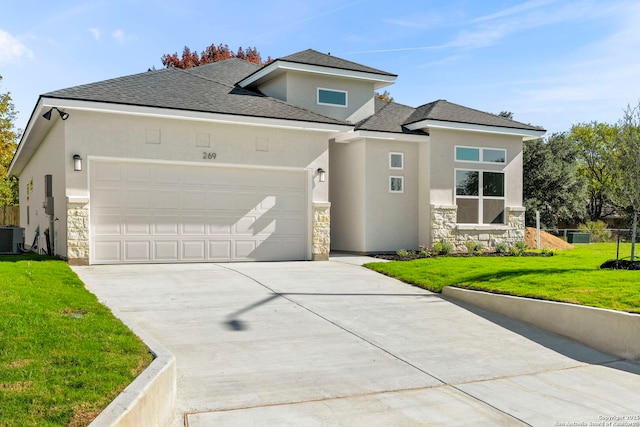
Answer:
67;202;90;265
430;205;525;252
312;203;330;261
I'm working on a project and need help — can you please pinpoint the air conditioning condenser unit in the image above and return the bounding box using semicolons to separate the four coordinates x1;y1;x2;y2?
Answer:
0;227;25;255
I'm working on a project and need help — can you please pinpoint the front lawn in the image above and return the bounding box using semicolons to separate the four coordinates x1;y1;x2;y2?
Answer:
365;243;640;313
0;254;153;426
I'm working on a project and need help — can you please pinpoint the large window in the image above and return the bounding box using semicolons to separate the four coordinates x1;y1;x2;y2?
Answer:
455;169;505;224
317;88;348;107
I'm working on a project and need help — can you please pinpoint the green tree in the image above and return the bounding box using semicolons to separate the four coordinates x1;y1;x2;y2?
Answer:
570;122;618;221
0;75;19;206
523;133;587;228
608;103;640;261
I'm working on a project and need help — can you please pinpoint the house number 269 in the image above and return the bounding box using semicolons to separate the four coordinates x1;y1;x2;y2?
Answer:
202;152;217;160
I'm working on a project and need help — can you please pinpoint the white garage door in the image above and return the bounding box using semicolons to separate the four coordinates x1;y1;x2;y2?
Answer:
90;160;309;264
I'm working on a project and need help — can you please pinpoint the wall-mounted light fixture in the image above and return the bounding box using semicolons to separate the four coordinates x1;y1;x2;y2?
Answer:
42;107;70;121
73;154;83;171
317;167;326;183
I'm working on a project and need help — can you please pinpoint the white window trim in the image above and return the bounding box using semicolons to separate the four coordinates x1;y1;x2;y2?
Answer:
317;87;348;108
389;152;404;170
454;168;505;224
455;145;506;164
389;176;404;193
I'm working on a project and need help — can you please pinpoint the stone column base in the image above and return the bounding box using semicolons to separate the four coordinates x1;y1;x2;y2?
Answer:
67;201;90;265
312;202;330;261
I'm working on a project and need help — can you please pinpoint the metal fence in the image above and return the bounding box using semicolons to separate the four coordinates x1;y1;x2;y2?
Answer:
544;228;637;243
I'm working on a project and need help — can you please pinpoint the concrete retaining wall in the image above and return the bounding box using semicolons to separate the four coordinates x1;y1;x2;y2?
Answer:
442;286;640;360
88;317;176;427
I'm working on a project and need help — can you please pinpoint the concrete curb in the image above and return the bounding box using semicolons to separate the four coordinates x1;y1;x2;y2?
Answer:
442;286;640;360
88;309;177;427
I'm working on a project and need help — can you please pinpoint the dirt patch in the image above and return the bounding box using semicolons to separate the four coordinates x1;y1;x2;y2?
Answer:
525;227;574;251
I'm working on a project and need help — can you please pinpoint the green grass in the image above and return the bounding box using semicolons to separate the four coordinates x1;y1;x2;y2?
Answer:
0;254;153;427
365;243;640;314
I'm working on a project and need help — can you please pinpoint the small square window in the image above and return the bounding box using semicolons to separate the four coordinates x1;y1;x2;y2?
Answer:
389;152;403;169
390;176;404;193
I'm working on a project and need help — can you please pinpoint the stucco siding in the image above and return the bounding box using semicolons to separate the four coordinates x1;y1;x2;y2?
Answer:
65;110;330;202
329;140;366;251
18;120;67;257
364;139;419;252
428;128;523;207
284;72;375;123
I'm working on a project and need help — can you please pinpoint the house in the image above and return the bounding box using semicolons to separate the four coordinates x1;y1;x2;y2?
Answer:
8;49;545;265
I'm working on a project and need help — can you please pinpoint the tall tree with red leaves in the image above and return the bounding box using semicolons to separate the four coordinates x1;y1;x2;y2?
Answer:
161;44;271;69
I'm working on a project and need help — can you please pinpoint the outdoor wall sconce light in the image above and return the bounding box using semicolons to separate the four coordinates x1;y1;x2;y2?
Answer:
73;154;83;172
42;107;70;121
317;167;326;183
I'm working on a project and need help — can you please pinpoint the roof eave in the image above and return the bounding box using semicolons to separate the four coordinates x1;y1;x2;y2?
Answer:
333;129;429;143
405;119;546;140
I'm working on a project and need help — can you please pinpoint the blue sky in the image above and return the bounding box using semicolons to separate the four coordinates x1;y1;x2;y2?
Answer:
2;0;639;134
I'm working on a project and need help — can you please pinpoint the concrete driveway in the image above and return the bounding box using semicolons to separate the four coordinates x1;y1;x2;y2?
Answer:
73;257;640;426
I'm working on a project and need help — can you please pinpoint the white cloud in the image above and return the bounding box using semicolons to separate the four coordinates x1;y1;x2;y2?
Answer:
89;28;101;41
111;29;126;44
0;29;33;62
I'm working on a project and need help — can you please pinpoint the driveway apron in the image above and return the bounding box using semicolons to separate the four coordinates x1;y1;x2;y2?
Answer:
72;258;640;426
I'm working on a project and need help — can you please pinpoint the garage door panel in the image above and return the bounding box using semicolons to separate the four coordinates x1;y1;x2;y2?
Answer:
94;162;122;183
124;163;152;183
182;241;206;260
92;188;122;208
94;241;122;262
208;220;233;235
154;190;180;210
154;216;179;235
209;241;232;259
91;160;309;264
181;191;207;210
154;241;179;260
125;189;151;209
205;192;233;211
124;241;151;261
93;214;122;235
182;216;206;235
123;216;151;235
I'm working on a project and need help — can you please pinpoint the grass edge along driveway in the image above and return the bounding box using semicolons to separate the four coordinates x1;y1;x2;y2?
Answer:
365;243;640;314
0;254;153;427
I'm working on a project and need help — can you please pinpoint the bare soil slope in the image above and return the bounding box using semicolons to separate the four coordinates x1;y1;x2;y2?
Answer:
525;227;574;250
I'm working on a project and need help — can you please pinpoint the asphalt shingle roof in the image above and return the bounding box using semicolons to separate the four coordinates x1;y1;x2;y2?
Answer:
355;98;427;135
279;49;397;77
43;60;348;126
405;99;544;131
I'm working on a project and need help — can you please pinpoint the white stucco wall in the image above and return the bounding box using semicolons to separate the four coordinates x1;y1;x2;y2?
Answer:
428;128;523;207
281;71;376;123
330;138;420;253
18;120;67;257
64;110;331;202
363;139;419;252
329;139;366;251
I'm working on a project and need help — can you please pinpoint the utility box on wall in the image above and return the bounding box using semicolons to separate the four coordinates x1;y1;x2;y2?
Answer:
0;227;25;254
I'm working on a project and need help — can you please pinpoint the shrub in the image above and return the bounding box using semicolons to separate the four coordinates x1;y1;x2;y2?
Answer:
578;220;611;243
396;249;411;258
509;240;528;256
541;247;555;256
495;242;509;254
433;240;453;255
418;244;432;258
465;240;484;256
